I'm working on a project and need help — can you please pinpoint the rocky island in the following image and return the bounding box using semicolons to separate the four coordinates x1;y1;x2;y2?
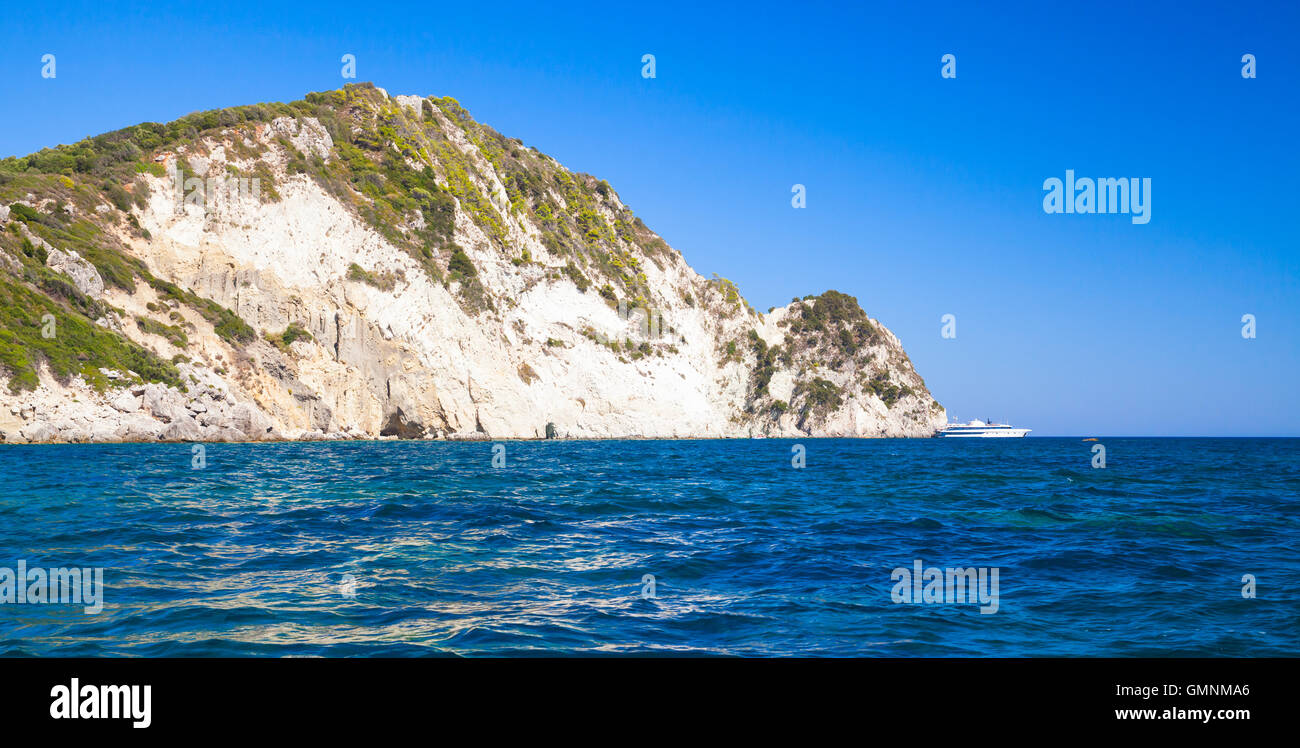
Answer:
0;83;945;442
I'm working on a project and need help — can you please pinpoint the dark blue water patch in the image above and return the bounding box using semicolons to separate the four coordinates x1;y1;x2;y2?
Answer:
0;437;1296;656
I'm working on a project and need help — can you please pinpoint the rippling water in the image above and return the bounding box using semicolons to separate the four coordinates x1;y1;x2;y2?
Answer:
0;438;1296;656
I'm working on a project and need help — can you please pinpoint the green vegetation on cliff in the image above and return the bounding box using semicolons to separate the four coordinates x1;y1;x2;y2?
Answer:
792;377;844;429
0;193;252;392
0;277;180;393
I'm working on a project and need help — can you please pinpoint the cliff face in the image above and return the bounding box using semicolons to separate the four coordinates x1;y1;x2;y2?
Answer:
0;83;945;442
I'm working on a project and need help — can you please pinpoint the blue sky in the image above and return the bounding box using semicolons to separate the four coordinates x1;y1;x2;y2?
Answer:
2;0;1296;435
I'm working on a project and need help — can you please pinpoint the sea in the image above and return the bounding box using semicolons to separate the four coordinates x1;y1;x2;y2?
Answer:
0;438;1296;656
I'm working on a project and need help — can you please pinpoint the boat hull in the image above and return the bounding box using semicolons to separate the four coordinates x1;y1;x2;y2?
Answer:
934;428;1030;438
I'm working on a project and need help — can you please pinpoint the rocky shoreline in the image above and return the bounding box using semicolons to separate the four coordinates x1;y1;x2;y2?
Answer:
1;364;940;444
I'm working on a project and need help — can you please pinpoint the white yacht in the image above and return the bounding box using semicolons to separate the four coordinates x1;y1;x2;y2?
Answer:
934;419;1030;438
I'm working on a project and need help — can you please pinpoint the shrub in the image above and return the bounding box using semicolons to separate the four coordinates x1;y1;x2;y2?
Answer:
447;247;477;279
561;261;590;292
103;182;133;212
863;372;910;407
748;330;778;398
135;315;189;348
268;322;313;352
346;262;401;291
793;377;843;427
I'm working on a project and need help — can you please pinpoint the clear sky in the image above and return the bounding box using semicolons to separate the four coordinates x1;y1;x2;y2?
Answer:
1;1;1296;435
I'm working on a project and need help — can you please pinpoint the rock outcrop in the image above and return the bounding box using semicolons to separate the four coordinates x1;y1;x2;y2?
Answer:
0;83;945;443
46;247;105;298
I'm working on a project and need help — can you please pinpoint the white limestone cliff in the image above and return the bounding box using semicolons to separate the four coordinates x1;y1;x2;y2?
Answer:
0;87;946;443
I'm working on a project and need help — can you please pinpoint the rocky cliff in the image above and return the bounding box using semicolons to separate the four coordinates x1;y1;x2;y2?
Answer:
0;83;945;442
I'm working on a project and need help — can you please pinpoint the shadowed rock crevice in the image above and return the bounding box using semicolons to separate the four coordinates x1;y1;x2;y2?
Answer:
380;407;425;438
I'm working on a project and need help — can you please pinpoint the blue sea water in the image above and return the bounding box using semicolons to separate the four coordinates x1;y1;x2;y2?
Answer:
0;438;1296;657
